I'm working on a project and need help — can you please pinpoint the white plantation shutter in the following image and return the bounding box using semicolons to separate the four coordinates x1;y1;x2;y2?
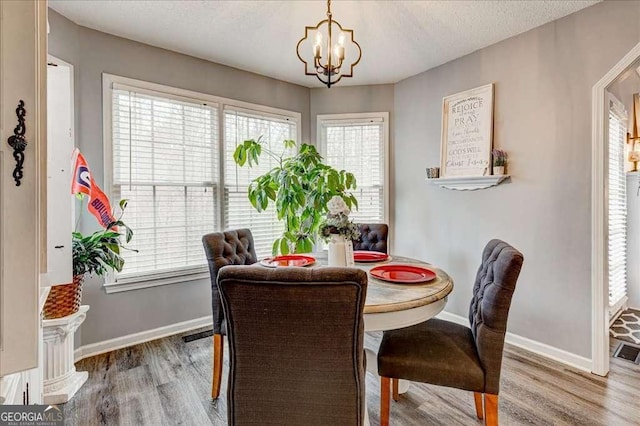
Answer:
223;107;297;258
111;85;219;277
319;115;388;223
608;96;628;315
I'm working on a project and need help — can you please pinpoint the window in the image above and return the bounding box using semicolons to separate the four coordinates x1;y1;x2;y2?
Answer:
223;107;296;256
318;113;389;224
104;75;300;290
608;94;628;317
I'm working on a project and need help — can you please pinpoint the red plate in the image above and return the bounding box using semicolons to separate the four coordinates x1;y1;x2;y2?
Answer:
354;251;389;262
260;255;316;268
369;264;436;284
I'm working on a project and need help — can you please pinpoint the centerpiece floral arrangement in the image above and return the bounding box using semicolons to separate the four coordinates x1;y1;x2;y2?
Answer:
320;195;361;242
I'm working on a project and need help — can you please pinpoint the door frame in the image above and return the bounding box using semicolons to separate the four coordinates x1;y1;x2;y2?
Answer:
591;41;640;376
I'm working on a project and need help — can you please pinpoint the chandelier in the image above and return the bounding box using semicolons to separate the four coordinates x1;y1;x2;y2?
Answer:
296;0;362;88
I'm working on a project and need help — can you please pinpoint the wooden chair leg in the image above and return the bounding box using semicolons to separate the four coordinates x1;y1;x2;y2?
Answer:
211;334;224;399
484;394;498;426
392;378;399;402
380;377;391;426
473;392;484;420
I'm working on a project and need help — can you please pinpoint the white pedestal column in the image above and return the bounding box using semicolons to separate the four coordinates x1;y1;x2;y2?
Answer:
42;305;89;404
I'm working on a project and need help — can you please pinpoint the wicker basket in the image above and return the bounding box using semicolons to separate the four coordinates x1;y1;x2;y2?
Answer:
43;274;84;319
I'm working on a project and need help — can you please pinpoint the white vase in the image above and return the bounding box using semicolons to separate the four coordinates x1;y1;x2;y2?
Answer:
493;166;505;175
328;235;354;267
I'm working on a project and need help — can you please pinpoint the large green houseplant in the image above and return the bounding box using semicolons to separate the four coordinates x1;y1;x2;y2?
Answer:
233;137;358;255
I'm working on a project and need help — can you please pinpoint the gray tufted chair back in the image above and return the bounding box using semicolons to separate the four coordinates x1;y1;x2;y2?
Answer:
354;223;389;254
218;265;368;425
202;229;258;334
468;239;523;394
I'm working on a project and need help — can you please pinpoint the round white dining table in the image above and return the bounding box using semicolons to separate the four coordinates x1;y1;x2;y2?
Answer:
311;251;454;332
311;251;454;425
259;251;454;425
311;252;454;386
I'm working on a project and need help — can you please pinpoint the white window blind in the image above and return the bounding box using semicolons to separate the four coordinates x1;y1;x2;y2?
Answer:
223;107;297;258
608;96;628;314
111;85;219;277
320;116;387;223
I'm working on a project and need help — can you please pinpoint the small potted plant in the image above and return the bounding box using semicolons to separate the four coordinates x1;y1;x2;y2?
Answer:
43;198;135;319
492;149;508;175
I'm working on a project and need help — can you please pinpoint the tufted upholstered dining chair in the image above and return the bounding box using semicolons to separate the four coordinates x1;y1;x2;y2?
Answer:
202;229;258;400
354;223;389;254
217;265;368;426
377;239;523;426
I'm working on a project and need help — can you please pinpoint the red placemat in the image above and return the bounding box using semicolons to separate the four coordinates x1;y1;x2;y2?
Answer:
370;264;436;283
260;255;316;268
354;251;389;262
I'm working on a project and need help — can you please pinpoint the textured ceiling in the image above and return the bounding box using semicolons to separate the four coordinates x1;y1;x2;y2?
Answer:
49;0;599;88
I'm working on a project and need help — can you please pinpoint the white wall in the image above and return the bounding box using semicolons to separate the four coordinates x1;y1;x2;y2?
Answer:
393;0;640;358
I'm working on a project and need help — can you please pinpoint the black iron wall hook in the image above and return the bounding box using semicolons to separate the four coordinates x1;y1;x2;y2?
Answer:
7;100;27;186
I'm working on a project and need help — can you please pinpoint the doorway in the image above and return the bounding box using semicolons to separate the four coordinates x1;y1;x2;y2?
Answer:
592;42;640;376
607;62;640;350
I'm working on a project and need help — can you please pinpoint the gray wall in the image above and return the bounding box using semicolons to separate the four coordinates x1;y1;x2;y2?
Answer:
48;10;311;347
49;0;640;360
393;0;640;358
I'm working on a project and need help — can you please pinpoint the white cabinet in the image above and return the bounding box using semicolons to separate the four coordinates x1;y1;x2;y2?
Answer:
0;366;41;405
46;58;74;286
0;0;47;377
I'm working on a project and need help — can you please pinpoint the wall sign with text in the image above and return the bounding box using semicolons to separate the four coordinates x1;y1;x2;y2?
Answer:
440;84;494;177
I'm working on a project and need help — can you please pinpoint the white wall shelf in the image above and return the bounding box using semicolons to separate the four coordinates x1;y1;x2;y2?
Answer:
426;175;510;191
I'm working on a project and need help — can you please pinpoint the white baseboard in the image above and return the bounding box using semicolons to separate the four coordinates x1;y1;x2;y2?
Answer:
74;315;212;362
73;311;593;374
436;311;593;373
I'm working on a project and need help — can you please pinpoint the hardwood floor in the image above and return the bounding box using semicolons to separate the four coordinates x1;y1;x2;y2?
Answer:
63;331;640;425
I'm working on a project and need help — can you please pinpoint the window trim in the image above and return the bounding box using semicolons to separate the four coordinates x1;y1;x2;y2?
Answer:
102;73;301;291
316;111;390;226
